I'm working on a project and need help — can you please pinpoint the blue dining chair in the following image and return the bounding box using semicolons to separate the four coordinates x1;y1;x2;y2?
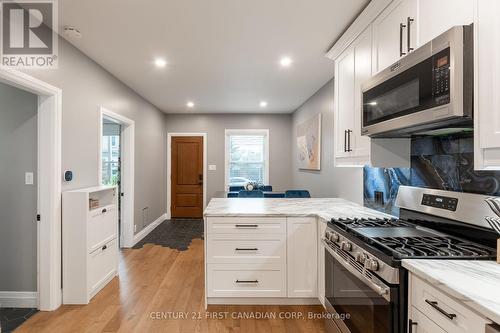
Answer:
285;190;311;198
229;186;245;192
264;192;285;198
227;192;238;198
260;185;273;192
238;190;264;198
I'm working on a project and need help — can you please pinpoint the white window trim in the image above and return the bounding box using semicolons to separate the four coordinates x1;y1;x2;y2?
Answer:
224;129;270;190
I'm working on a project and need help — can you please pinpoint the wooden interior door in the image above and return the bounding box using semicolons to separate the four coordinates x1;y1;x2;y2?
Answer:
171;136;203;218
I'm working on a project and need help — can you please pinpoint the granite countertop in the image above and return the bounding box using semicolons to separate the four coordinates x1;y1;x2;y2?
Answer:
403;259;500;324
204;197;392;221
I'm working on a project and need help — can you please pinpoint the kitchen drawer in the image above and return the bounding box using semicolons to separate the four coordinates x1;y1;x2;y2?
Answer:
410;274;488;333
207;263;286;297
410;306;447;333
88;238;118;297
206;217;286;235
88;205;117;253
207;235;285;264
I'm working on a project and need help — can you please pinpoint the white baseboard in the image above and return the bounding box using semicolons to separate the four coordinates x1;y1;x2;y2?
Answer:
0;291;39;308
207;297;320;305
131;213;166;246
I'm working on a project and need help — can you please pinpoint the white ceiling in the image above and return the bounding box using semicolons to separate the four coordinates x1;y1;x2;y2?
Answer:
59;0;368;113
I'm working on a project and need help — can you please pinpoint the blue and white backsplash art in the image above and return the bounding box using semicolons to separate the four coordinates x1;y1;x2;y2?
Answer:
364;134;500;216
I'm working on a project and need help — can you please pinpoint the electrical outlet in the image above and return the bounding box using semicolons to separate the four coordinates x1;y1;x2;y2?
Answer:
374;191;385;205
25;172;34;185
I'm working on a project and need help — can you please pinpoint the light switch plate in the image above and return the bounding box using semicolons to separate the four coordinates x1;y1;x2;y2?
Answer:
25;172;34;185
209;165;217;171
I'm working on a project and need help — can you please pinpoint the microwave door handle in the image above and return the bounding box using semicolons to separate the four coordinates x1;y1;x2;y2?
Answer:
400;22;407;57
407;17;414;53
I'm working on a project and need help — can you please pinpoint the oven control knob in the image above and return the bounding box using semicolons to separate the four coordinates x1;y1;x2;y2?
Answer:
325;231;332;241
370;259;380;271
355;252;365;263
362;252;369;263
331;232;340;242
340;241;352;251
364;259;372;270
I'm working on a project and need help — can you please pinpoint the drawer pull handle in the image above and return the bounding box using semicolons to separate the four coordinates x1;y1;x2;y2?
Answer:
235;280;258;284
235;224;258;228
425;299;457;320
102;245;107;250
235;248;258;251
102;208;107;213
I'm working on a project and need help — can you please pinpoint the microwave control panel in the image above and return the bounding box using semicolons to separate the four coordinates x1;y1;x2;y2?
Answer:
432;48;451;104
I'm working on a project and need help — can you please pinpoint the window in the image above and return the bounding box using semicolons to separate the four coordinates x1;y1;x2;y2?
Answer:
225;129;269;189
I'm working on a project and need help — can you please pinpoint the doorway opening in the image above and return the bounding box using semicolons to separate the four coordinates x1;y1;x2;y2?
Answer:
167;133;207;219
99;108;135;248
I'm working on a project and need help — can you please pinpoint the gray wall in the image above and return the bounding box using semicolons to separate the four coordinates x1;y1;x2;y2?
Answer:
24;38;166;233
291;79;363;204
0;82;38;292
164;114;293;202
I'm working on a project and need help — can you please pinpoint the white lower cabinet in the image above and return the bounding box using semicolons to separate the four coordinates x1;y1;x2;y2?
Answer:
287;217;317;298
408;273;490;333
205;216;319;302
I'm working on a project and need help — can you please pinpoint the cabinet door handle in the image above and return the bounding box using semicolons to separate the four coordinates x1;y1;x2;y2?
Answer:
408;319;417;333
102;208;107;213
235;224;258;228
235;248;258;251
425;299;457;320
344;130;348;152
407;17;414;53
235;280;258;284
102;245;107;250
400;23;407;57
347;129;353;152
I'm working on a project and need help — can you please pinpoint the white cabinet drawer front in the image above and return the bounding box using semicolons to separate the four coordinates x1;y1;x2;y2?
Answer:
207;217;286;235
88;238;118;296
411;275;487;333
207;237;285;264
410;306;447;333
88;205;117;253
207;264;286;297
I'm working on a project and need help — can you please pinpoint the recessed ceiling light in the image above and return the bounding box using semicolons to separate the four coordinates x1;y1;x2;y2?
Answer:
260;101;268;108
187;101;195;108
154;58;167;68
280;57;292;67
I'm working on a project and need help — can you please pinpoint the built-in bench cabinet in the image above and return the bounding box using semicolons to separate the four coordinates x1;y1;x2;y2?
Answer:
329;0;500;170
408;273;491;333
205;216;319;303
62;186;119;304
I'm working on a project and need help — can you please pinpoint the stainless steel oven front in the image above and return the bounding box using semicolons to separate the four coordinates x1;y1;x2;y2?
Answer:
323;238;401;333
361;24;473;137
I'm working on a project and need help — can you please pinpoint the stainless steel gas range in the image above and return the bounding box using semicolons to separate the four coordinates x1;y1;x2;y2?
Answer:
323;186;498;333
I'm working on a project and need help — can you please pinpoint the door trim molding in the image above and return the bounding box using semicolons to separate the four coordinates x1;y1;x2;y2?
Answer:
166;133;207;219
98;107;135;248
0;67;62;311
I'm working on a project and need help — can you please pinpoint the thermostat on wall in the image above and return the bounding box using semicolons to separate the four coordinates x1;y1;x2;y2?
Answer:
64;171;73;182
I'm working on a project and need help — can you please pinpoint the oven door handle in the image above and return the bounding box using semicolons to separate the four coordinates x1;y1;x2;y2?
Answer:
322;239;391;302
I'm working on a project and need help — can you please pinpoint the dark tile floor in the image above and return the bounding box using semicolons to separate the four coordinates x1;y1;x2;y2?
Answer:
132;218;204;251
0;308;37;333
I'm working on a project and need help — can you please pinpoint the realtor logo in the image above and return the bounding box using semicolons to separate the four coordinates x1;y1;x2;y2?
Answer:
1;0;58;68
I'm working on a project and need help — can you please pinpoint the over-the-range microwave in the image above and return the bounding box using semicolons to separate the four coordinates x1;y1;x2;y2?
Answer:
361;24;473;137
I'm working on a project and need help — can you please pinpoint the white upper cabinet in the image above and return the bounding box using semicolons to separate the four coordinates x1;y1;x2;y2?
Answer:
417;0;473;47
334;28;372;166
372;0;417;73
474;0;500;170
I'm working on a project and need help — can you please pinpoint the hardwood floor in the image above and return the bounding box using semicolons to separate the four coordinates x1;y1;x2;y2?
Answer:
17;239;327;333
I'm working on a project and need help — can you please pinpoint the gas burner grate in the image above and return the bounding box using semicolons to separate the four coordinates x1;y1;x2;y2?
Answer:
332;217;414;228
375;236;495;258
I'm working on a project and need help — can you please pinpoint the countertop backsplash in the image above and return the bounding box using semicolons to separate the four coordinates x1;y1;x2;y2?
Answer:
364;133;500;216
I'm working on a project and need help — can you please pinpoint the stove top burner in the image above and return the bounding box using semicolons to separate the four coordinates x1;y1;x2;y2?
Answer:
333;217;414;228
330;217;496;260
377;236;494;258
